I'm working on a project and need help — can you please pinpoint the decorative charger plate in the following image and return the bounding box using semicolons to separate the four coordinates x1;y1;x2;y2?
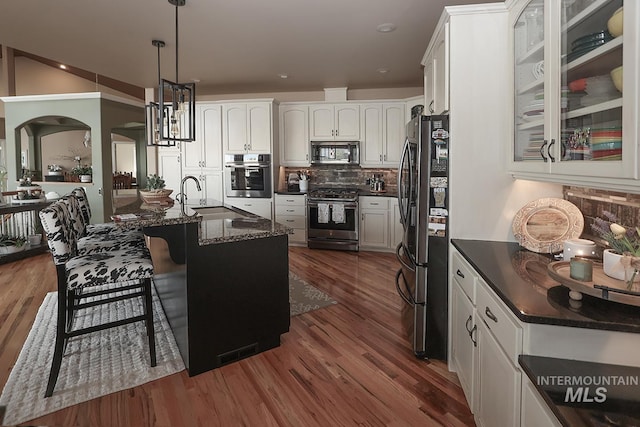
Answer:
512;198;584;253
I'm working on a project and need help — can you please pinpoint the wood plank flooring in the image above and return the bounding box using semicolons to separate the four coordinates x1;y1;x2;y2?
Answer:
0;247;474;426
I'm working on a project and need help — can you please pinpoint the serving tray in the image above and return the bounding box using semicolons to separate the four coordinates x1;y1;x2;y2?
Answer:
548;261;640;307
512;198;584;253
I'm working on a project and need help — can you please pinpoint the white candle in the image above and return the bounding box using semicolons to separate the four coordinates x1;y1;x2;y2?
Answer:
563;238;596;260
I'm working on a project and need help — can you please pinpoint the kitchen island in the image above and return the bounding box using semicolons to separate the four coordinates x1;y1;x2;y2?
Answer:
116;200;292;376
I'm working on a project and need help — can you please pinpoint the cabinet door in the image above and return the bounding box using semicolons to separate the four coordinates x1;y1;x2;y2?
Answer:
309;105;335;140
182;133;204;170
202;171;223;202
382;103;405;165
424;56;435;115
200;104;223;169
521;376;562;427
360;104;383;166
451;282;477;413
476;318;521;427
335;104;360;139
360;209;389;248
280;105;310;165
247;103;271;153
223;104;248;153
390;199;404;248
432;23;449;115
157;149;182;195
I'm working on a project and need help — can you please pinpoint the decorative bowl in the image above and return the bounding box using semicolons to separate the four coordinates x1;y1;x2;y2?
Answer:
610;65;623;92
607;7;623;38
139;189;173;203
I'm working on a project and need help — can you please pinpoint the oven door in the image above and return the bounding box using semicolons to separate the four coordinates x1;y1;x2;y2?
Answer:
307;200;358;241
224;164;272;198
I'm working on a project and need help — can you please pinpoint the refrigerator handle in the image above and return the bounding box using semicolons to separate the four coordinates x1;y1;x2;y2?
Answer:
395;269;415;306
397;138;410;226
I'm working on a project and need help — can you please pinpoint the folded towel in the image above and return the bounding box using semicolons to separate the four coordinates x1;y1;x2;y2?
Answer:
332;203;345;224
318;203;330;224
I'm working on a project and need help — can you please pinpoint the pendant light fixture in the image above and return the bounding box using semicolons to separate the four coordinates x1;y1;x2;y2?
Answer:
145;0;195;146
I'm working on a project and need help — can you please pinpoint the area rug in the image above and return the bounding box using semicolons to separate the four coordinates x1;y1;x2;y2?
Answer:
0;274;336;425
0;288;185;427
289;272;337;316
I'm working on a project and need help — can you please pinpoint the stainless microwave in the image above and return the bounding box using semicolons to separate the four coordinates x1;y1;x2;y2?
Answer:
310;141;359;165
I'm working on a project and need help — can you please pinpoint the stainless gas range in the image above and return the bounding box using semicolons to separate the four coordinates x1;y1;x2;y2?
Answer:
307;188;359;251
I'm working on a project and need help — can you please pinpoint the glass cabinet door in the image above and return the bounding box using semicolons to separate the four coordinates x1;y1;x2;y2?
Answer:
513;1;547;167
558;0;623;165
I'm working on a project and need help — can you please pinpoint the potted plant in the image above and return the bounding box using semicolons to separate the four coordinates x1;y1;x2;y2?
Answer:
139;174;173;203
591;211;640;288
71;165;92;183
0;235;27;255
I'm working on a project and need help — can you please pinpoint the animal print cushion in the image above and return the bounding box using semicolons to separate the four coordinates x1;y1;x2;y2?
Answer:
39;202;77;265
60;194;85;239
65;248;154;290
72;187;92;224
78;232;147;255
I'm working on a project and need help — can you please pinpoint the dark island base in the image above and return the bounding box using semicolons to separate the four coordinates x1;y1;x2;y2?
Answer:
145;222;290;376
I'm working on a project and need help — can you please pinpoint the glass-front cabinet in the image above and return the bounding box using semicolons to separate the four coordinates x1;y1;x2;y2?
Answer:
511;0;637;182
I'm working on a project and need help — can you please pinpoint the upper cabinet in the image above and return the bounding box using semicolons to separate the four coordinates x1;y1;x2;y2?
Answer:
423;22;449;115
360;103;405;168
510;0;639;187
183;103;223;171
223;102;273;154
309;104;360;140
279;104;310;166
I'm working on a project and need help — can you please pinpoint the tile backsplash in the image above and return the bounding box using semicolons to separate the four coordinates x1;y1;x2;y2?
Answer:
281;165;397;193
564;186;640;248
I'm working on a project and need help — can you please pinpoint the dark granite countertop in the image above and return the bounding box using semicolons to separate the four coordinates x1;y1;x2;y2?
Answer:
451;240;640;334
519;355;640;426
114;198;291;245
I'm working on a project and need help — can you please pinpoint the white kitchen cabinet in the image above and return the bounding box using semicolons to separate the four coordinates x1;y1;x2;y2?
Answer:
180;171;222;205
509;0;640;190
431;23;449;115
423;56;435;115
225;198;272;220
275;194;306;245
360;103;405;167
476;316;521;427
309;104;359;141
223;102;272;154
405;96;424;123
359;196;389;250
521;377;562;427
390;198;403;249
279;104;310;166
450;253;477;413
157;148;182;195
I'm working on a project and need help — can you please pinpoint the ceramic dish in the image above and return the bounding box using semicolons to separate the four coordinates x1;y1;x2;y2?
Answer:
512;198;584;254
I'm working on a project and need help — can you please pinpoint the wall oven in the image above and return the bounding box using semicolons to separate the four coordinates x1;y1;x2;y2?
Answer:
307;188;359;251
224;153;272;198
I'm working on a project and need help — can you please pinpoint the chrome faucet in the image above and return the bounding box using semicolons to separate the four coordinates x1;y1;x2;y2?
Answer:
179;175;202;215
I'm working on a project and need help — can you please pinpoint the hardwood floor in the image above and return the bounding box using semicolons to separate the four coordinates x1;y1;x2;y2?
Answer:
0;247;474;426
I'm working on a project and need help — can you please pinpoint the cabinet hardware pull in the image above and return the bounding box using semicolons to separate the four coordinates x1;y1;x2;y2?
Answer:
469;325;477;347
465;315;473;333
287;209;294;212
485;306;498;323
456;269;465;279
548;139;556;162
286;199;294;202
539;140;548;162
383;154;387;161
371;203;378;206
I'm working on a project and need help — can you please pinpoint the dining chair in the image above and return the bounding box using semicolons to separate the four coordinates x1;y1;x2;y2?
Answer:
39;201;156;397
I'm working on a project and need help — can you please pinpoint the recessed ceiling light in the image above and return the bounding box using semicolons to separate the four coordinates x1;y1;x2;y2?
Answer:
191;78;200;83
377;68;390;74
376;23;396;33
278;74;289;79
59;64;67;70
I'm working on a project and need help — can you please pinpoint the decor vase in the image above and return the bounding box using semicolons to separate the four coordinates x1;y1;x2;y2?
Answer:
80;175;92;183
602;249;640;282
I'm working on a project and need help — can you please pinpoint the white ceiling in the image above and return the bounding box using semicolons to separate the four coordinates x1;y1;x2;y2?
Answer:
0;0;492;95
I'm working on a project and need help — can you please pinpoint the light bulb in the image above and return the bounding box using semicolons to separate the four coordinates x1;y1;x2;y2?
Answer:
170;115;180;137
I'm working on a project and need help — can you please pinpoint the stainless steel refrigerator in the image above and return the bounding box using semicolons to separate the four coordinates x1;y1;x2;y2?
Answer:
395;114;449;360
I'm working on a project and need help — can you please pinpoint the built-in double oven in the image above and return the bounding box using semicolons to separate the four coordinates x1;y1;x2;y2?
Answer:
224;153;272;198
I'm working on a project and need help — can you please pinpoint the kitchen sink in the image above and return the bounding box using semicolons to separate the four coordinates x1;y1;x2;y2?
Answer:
191;206;245;220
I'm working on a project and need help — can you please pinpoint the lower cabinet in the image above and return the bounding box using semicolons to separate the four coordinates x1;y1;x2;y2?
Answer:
275;194;307;245
359;197;389;249
521;377;562;427
182;168;222;204
476;317;521;427
451;280;477;412
225;198;272;219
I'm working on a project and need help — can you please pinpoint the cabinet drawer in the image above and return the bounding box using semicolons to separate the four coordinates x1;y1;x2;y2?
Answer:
452;251;477;304
477;279;522;365
276;204;306;216
360;197;389;210
277;215;306;229
275;194;306;206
